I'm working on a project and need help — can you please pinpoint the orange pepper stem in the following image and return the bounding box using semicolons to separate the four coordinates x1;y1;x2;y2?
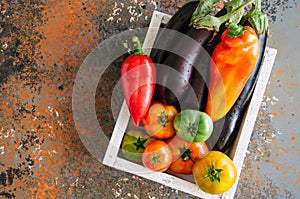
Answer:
226;23;247;38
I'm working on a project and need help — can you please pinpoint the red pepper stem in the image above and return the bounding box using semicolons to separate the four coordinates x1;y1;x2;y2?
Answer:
132;36;144;55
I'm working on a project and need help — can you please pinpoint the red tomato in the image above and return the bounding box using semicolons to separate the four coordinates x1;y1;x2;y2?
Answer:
142;101;178;139
142;140;172;172
167;136;208;174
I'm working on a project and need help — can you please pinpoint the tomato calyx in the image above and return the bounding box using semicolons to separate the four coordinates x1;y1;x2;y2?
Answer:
150;152;162;167
204;162;224;183
157;111;169;127
133;137;147;151
185;122;198;137
178;146;194;162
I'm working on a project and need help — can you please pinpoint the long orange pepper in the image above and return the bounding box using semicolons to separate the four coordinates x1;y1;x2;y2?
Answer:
206;24;260;122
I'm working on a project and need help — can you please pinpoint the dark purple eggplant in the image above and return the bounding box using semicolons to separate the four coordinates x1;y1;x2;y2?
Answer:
180;11;227;112
150;1;200;64
155;27;214;108
206;31;268;152
154;7;227;109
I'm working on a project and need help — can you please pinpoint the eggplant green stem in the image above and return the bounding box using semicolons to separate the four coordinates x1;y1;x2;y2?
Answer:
255;0;261;11
243;0;268;34
218;0;254;25
191;0;254;32
132;36;144;55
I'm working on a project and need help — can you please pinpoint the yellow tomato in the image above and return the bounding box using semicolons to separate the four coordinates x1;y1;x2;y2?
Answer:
192;151;237;194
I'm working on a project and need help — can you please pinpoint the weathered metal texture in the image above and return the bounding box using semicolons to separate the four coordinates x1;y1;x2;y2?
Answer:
0;0;298;198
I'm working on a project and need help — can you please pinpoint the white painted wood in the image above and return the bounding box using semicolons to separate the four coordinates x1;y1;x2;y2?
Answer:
102;101;130;166
142;11;171;55
103;11;277;199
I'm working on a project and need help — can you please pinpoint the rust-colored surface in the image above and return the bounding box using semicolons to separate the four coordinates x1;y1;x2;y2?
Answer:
0;0;299;198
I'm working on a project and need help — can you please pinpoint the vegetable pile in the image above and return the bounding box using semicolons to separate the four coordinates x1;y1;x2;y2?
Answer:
119;0;268;195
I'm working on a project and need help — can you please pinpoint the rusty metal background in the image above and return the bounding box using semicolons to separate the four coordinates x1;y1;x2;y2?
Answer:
0;0;299;198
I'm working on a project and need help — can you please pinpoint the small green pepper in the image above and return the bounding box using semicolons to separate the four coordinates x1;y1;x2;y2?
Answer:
173;110;213;142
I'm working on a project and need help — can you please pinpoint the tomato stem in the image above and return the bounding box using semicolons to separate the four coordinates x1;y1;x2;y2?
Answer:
132;36;144;55
204;162;223;183
133;137;147;151
179;146;194;162
185;122;197;137
150;152;161;167
158;111;169;127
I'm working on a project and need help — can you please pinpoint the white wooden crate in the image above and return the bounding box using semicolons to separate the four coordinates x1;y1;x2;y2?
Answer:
103;11;277;199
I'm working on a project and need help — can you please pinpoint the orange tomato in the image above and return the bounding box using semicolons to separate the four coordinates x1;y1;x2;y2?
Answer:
167;136;208;174
142;101;178;139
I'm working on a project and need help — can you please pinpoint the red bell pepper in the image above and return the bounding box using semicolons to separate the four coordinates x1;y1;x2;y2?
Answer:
121;36;156;126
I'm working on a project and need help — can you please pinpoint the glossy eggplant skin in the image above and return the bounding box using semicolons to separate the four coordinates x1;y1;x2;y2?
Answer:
152;6;226;109
150;1;200;64
206;31;268;152
155;27;214;108
184;18;227;112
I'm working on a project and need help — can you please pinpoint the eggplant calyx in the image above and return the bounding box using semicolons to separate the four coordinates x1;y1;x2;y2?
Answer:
191;0;254;32
243;0;269;34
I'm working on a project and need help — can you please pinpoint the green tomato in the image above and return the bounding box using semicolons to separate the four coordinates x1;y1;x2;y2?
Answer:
173;110;213;142
121;129;155;163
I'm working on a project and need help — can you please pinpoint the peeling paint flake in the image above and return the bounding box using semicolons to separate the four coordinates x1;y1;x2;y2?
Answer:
272;96;279;102
112;187;122;197
0;146;5;154
134;194;139;199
